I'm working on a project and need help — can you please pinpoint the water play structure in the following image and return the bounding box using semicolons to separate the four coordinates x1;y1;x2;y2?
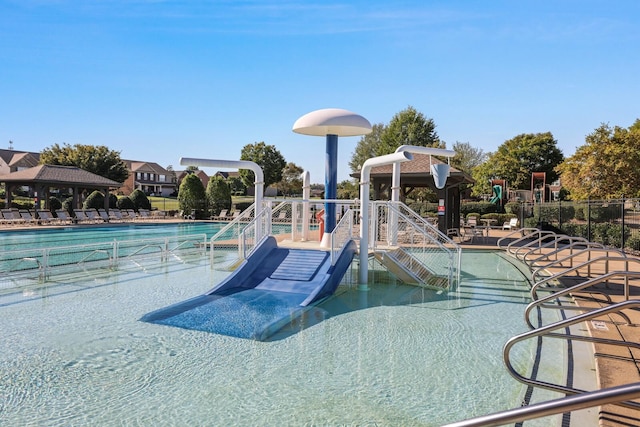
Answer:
141;110;460;340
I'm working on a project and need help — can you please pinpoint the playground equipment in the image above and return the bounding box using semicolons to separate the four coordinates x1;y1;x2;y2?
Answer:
490;179;507;207
293;108;372;246
531;172;546;203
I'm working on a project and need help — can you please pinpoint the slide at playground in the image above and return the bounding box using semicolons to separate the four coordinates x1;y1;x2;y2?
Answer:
490;184;503;204
140;236;356;341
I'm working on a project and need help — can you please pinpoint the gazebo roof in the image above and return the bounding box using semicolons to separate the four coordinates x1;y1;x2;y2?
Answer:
351;153;475;186
0;164;122;188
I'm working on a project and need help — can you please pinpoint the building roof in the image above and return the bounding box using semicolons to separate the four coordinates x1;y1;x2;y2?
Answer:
351;153;474;186
0;164;122;187
0;149;40;168
123;160;172;175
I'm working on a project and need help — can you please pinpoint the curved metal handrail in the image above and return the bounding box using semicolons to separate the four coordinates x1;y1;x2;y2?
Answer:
531;249;628;282
525;271;640;328
520;236;590;264
504;300;640;411
524;241;605;266
504;230;557;255
496;227;538;249
442;382;640;427
512;233;581;261
531;256;640;292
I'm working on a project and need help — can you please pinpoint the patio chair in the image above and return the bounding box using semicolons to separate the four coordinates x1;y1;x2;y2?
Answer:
97;209;111;222
18;209;39;225
36;209;58;225
503;218;519;230
73;209;94;224
1;209;26;226
210;209;228;221
109;209;125;222
85;208;105;223
138;209;152;220
55;210;74;224
463;217;485;243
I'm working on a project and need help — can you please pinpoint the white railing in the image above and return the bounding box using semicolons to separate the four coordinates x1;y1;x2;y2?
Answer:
330;208;356;265
239;205;272;259
370;201;461;289
0;234;208;290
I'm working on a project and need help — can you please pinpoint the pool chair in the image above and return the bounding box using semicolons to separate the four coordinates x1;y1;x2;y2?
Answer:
210;209;228;221
73;209;95;224
36;209;58;225
503;217;519;230
463;217;485;243
55;210;74;224
1;209;26;226
18;209;39;225
138;209;152;220
108;209;126;222
85;208;105;223
97;209;111;222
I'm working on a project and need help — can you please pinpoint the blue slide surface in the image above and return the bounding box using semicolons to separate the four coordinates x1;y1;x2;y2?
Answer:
140;236;356;340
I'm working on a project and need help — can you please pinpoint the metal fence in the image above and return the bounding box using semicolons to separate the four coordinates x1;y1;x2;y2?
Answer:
514;198;640;252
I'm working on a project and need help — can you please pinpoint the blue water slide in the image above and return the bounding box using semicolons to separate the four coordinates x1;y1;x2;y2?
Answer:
140;236;356;340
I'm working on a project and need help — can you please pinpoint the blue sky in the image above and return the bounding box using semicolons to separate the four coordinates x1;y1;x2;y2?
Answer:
1;0;639;184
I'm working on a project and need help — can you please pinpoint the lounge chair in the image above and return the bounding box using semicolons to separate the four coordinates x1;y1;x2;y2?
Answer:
210;209;228;221
18;209;39;225
503;218;519;230
1;209;26;226
463;217;485;243
138;209;152;220
126;209;139;221
109;209;125;222
73;209;94;224
55;210;74;224
98;209;111;222
85;208;105;223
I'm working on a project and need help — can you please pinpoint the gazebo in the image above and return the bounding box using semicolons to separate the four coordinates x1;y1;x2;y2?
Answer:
0;164;122;210
351;152;474;232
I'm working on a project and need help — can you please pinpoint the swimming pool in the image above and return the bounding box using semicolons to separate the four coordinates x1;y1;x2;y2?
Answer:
0;226;567;426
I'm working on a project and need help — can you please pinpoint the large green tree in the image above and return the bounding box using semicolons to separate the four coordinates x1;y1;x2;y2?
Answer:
239;142;286;188
556;120;640;199
473;132;564;195
40;143;129;183
376;106;443;155
349;123;385;173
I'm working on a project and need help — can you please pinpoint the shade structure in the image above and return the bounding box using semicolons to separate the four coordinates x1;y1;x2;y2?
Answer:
292;108;372;137
292;108;372;242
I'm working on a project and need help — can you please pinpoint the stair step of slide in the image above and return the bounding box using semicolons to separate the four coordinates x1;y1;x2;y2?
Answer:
270;250;327;281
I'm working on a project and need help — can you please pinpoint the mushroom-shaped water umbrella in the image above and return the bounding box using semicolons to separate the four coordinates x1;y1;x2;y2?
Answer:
293;108;372;239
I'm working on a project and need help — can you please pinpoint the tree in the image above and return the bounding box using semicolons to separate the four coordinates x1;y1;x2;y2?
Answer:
376;106;442;156
337;180;359;199
130;189;151;211
556;120;640;199
227;176;247;196
239;142;287;189
278;162;304;196
178;173;206;218
451;141;487;174
473;132;564;195
206;176;232;215
349;123;385;173
40;143;129;183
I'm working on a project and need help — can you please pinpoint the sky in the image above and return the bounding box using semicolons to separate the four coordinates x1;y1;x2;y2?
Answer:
1;0;639;184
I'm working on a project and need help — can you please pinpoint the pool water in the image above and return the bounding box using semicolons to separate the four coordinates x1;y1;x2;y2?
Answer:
0;242;564;425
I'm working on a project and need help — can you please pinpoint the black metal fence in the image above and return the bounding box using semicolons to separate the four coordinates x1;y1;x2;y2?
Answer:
514;198;640;252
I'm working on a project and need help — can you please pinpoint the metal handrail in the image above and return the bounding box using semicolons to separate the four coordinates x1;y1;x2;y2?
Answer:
531;251;631;282
524;241;606;266
504;300;640;411
497;228;548;251
519;236;590;264
525;271;640;328
442;382;640;427
329;208;354;265
531;256;640;293
511;233;582;260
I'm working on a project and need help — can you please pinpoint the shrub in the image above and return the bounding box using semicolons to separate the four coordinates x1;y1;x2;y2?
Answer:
83;190;105;210
130;189;151;211
206;176;232;216
178;174;206;218
116;196;135;210
49;196;62;212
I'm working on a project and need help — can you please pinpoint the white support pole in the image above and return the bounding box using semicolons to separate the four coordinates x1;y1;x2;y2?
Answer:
301;171;310;241
359;151;413;286
179;157;265;239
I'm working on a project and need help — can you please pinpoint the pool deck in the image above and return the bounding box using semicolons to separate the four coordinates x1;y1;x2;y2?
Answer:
1;220;638;425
